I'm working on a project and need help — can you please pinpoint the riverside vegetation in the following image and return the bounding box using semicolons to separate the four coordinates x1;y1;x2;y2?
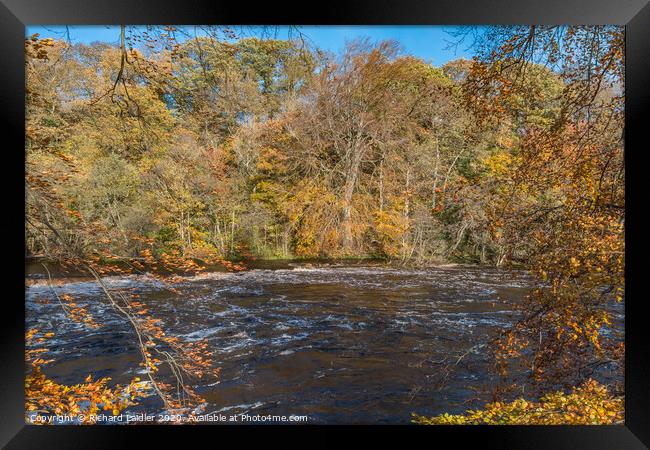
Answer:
25;25;624;424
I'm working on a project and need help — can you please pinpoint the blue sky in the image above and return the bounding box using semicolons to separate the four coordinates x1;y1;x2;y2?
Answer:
26;25;477;66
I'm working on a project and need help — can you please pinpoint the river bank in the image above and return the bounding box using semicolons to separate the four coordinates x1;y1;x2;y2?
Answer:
25;256;467;285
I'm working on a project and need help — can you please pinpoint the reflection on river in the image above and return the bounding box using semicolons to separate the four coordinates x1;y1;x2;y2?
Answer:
27;261;540;423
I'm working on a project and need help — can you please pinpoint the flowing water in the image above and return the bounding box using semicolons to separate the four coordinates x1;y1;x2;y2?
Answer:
25;261;552;424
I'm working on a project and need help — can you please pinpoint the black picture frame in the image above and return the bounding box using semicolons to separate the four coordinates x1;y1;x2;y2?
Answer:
2;0;648;447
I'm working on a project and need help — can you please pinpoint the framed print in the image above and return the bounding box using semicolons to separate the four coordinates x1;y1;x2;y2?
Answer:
1;0;648;447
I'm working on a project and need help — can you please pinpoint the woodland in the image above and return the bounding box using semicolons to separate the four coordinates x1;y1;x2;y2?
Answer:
25;25;624;424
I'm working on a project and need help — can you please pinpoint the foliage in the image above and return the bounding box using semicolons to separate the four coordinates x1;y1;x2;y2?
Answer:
25;25;625;422
25;329;148;424
412;379;623;425
460;25;625;395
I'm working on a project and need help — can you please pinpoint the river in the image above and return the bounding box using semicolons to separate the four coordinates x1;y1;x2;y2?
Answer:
26;261;544;424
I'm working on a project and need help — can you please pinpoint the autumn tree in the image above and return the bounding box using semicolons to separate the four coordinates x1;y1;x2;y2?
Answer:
459;25;625;396
25;30;225;421
25;26;626;422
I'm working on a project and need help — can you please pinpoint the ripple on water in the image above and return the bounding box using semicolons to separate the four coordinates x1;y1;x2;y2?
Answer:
25;263;540;423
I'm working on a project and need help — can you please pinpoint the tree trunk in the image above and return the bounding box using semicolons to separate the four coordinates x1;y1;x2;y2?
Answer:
432;137;440;209
341;144;364;253
379;158;384;212
230;210;236;254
